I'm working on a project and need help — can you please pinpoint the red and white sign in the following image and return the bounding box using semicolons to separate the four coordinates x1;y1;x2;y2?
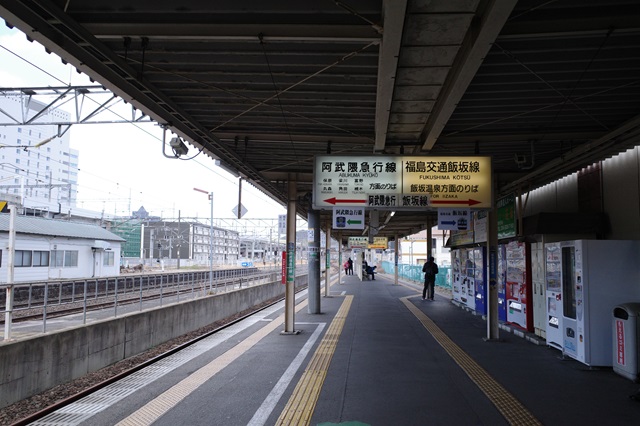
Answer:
616;319;625;366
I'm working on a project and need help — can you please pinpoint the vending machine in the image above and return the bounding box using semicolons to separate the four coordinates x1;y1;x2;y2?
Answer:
451;249;463;304
496;244;508;322
545;240;640;366
472;247;487;315
461;249;476;310
500;241;532;330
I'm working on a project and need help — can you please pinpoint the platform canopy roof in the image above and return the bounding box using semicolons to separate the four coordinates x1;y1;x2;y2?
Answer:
2;0;639;241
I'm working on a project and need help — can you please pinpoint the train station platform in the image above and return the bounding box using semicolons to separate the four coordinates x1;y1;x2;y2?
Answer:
32;271;640;425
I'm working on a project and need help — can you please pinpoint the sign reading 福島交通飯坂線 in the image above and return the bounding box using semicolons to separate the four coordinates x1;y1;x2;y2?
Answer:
313;155;492;210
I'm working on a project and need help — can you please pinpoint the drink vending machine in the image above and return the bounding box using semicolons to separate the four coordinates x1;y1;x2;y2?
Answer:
462;248;476;310
472;247;487;315
449;248;475;310
499;241;532;329
451;249;463;304
545;240;640;366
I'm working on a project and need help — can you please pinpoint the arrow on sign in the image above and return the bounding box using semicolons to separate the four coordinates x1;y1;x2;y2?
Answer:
324;197;367;205
347;219;362;225
431;199;481;206
440;220;456;225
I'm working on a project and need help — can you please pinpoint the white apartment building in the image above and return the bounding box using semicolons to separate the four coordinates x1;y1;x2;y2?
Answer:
398;227;450;267
0;95;79;213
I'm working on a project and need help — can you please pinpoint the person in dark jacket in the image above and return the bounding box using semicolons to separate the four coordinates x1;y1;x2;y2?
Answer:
422;256;439;300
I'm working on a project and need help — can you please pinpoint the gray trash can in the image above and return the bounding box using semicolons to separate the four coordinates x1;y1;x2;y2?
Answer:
612;303;640;381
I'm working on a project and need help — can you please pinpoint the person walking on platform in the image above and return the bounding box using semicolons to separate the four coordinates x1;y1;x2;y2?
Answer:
347;257;353;275
343;260;349;275
422;256;439;300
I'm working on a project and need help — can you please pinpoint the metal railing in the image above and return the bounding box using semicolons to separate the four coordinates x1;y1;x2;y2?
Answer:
380;261;452;289
1;266;305;339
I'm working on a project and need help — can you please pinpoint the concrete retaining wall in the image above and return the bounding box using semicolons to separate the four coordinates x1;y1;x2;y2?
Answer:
0;275;308;409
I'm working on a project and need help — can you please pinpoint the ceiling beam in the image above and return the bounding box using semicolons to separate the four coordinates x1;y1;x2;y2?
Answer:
85;23;381;43
374;0;407;152
500;112;640;195
418;0;517;152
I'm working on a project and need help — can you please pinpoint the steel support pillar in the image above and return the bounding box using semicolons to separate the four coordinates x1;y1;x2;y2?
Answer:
486;209;500;340
307;208;321;314
325;222;331;297
394;233;399;285
283;178;298;334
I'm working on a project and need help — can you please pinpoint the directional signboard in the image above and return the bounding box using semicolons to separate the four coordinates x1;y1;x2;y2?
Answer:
348;236;369;249
313;155;492;210
368;236;388;249
437;208;470;231
333;207;365;230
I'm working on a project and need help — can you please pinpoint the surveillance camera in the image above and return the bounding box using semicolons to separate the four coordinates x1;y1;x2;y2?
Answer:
169;137;189;157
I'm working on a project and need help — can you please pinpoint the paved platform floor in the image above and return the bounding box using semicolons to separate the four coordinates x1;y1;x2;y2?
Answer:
33;272;640;425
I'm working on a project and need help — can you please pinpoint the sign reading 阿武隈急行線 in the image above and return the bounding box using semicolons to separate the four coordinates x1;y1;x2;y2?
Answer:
313;155;492;210
332;206;365;230
348;236;369;249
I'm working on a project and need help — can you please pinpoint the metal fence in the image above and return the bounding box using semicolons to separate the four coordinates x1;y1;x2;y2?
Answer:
380;261;452;289
1;266;306;340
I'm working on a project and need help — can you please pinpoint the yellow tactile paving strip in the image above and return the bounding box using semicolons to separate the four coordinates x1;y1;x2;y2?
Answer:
116;298;309;426
275;295;353;426
401;296;542;426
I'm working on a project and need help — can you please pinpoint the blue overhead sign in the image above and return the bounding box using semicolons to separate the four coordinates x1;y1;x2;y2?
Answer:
438;208;470;231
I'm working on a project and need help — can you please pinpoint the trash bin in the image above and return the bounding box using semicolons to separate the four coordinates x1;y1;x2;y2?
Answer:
612;303;640;381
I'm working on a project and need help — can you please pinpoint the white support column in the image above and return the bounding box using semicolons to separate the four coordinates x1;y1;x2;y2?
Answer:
325;222;331;297
394;233;399;286
283;177;298;334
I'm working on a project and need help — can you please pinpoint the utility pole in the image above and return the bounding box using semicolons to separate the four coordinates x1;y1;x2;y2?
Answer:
194;188;214;292
177;210;181;269
4;205;16;340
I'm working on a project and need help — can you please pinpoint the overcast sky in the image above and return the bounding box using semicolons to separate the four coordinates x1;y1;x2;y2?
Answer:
0;19;287;222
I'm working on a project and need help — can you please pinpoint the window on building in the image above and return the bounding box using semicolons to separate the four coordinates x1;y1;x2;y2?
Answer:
15;250;32;267
103;251;115;266
64;250;78;267
33;251;49;267
51;250;64;267
51;250;78;267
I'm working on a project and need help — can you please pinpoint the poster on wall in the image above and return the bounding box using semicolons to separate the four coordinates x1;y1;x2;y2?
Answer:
497;193;516;239
474;211;488;243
